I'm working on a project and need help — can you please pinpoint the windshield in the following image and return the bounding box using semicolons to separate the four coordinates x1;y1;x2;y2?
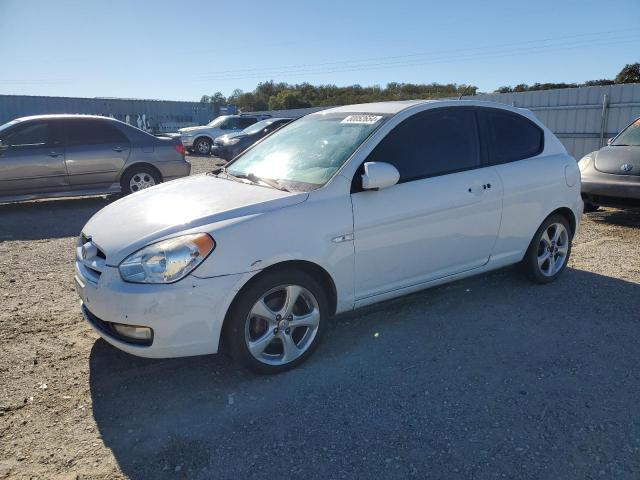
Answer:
612;119;640;146
242;119;275;135
226;112;387;190
0;119;20;135
207;116;229;127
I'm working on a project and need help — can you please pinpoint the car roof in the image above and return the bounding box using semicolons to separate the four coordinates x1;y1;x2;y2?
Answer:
318;100;437;115
314;99;535;118
11;114;119;123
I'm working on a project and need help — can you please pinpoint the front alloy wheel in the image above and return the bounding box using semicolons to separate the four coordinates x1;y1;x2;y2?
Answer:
225;269;328;374
245;285;321;366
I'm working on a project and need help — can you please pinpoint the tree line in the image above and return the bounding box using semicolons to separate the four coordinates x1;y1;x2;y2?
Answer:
200;63;640;111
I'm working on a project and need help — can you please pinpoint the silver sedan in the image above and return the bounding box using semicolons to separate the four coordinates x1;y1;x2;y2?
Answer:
0;114;191;203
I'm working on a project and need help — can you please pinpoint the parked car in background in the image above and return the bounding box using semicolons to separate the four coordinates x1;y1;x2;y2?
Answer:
178;114;269;155
579;117;640;211
0;114;189;203
212;118;293;160
75;100;582;374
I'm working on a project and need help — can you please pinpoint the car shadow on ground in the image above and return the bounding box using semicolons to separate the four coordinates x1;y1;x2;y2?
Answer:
586;207;640;228
0;196;113;240
89;266;640;479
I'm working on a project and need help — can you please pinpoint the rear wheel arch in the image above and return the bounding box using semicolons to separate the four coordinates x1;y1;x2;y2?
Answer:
549;207;576;237
119;162;163;183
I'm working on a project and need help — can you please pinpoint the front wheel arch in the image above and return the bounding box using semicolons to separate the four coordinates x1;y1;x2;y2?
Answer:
220;260;338;349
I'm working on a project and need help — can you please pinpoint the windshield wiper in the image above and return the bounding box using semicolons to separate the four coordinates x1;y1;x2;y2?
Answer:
222;169;289;192
246;173;290;192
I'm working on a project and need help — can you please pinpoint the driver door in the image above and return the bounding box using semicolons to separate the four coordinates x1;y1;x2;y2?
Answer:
0;119;67;196
351;108;503;302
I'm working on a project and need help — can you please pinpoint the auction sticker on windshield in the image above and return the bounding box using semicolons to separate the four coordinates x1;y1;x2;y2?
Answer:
341;115;383;124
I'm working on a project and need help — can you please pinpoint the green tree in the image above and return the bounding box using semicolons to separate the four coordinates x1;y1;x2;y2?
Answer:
615;63;640;84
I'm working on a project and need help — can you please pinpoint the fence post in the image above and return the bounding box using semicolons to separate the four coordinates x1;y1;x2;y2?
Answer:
599;94;609;148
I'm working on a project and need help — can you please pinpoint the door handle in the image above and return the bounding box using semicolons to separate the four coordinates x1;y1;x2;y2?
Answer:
113;146;125;152
48;152;61;158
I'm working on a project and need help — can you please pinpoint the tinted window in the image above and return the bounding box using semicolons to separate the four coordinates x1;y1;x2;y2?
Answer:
479;109;543;164
66;120;128;145
2;122;50;147
367;109;480;182
238;117;257;128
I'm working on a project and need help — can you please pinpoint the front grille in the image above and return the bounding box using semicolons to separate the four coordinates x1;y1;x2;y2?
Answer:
77;234;107;283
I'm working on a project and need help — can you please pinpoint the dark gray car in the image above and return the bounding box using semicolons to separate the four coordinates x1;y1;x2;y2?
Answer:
579;117;640;210
0;114;190;203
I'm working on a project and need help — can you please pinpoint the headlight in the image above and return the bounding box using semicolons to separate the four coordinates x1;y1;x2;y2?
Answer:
119;233;215;284
181;132;194;137
578;153;593;172
225;137;240;145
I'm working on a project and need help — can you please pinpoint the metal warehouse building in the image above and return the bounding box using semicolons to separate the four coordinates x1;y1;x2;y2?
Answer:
0;95;236;133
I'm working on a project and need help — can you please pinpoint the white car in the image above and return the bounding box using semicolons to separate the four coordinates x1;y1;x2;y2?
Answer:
75;100;583;373
178;115;263;155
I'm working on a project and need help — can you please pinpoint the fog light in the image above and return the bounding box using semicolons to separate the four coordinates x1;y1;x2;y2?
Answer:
111;323;153;344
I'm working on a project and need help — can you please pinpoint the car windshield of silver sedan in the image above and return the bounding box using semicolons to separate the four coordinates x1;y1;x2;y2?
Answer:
225;112;388;191
207;116;228;127
611;119;640;146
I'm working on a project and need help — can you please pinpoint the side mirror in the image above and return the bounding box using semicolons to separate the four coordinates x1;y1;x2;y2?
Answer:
607;137;614;145
361;162;400;190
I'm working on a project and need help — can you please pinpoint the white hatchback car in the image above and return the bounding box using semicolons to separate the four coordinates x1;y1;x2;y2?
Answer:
75;100;583;373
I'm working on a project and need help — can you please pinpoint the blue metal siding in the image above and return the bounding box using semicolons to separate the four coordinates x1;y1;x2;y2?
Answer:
0;95;237;133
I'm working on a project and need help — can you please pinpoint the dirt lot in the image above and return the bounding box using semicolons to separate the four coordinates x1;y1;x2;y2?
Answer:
1;155;640;479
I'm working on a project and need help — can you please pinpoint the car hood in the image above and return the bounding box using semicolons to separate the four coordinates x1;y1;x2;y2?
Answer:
215;132;246;144
179;126;210;133
82;174;307;265
594;146;640;176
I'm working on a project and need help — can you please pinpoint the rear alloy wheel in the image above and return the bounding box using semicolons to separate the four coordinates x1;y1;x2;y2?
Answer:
194;137;211;155
521;214;572;284
225;269;328;374
121;167;161;195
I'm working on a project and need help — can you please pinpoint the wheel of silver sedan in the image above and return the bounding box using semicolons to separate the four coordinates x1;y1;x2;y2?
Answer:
244;284;321;366
129;172;156;192
536;222;569;277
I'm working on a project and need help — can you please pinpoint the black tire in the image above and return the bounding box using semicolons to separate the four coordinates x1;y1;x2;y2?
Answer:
193;137;211;155
120;166;161;195
583;202;600;213
224;268;329;374
520;214;573;284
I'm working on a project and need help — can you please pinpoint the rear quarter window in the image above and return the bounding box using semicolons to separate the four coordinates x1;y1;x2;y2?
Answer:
478;109;544;164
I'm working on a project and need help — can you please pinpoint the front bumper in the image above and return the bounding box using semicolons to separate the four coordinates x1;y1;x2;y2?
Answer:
75;261;251;358
180;136;195;148
211;144;235;160
581;168;640;206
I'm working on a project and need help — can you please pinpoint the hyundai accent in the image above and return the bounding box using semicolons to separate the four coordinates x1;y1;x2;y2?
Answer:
75;100;583;373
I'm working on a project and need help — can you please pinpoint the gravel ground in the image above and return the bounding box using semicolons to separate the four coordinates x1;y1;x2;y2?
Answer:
1;155;640;479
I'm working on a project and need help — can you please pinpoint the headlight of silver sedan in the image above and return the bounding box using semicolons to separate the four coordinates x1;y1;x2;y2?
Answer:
578;153;593;172
119;233;215;283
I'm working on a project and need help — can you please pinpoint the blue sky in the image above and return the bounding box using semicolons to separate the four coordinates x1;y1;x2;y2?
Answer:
0;0;638;101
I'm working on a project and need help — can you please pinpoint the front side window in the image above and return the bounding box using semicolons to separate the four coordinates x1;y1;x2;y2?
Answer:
243;119;273;135
66;120;128;145
227;112;387;190
238;117;257;129
366;109;480;182
611;119;640;146
1;122;50;147
479;109;543;164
